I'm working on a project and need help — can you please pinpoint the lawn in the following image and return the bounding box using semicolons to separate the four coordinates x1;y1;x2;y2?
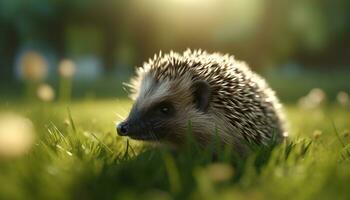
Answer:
0;99;349;200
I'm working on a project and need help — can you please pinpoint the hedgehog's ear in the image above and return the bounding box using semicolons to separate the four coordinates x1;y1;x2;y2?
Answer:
192;80;211;112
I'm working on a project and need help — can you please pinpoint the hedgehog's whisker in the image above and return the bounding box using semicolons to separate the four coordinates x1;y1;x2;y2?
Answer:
148;126;158;141
150;131;158;141
115;113;124;120
147;122;159;141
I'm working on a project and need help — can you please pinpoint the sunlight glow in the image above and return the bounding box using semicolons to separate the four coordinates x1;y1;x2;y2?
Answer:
130;0;263;44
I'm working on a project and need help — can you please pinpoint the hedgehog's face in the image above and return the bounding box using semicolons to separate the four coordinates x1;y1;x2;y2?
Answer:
116;74;211;143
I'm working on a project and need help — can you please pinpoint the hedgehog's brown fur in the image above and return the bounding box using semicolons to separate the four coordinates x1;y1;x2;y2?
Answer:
124;49;287;153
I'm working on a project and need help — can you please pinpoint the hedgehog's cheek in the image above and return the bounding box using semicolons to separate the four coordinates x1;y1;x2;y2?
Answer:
149;124;169;140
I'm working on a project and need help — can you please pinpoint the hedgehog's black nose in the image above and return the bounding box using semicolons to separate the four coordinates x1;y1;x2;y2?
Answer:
117;121;129;136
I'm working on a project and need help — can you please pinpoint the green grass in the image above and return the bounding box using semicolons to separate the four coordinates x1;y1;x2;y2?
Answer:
0;99;350;200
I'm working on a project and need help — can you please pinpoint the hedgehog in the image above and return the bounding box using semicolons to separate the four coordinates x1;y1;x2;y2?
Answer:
116;49;287;155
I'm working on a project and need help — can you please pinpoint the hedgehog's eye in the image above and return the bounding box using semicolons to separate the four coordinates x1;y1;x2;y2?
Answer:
156;101;174;116
160;106;169;114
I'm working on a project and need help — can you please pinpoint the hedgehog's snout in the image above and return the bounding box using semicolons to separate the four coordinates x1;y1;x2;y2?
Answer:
116;121;129;136
116;114;145;138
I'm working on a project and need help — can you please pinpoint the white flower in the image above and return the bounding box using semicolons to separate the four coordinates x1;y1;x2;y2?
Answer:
337;91;349;106
298;96;311;109
37;84;55;102
298;88;326;109
0;113;36;159
20;51;48;81
308;88;326;104
58;59;76;78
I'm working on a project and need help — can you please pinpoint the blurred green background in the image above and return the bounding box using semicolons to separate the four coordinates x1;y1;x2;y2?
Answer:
1;1;350;200
0;0;349;102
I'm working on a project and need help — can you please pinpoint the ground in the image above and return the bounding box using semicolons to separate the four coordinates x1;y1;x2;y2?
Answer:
0;99;349;200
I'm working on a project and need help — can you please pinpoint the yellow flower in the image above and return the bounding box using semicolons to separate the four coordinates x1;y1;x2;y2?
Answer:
37;84;55;102
20;51;48;81
58;59;76;78
206;163;234;183
0;113;36;159
312;130;322;140
342;130;349;138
